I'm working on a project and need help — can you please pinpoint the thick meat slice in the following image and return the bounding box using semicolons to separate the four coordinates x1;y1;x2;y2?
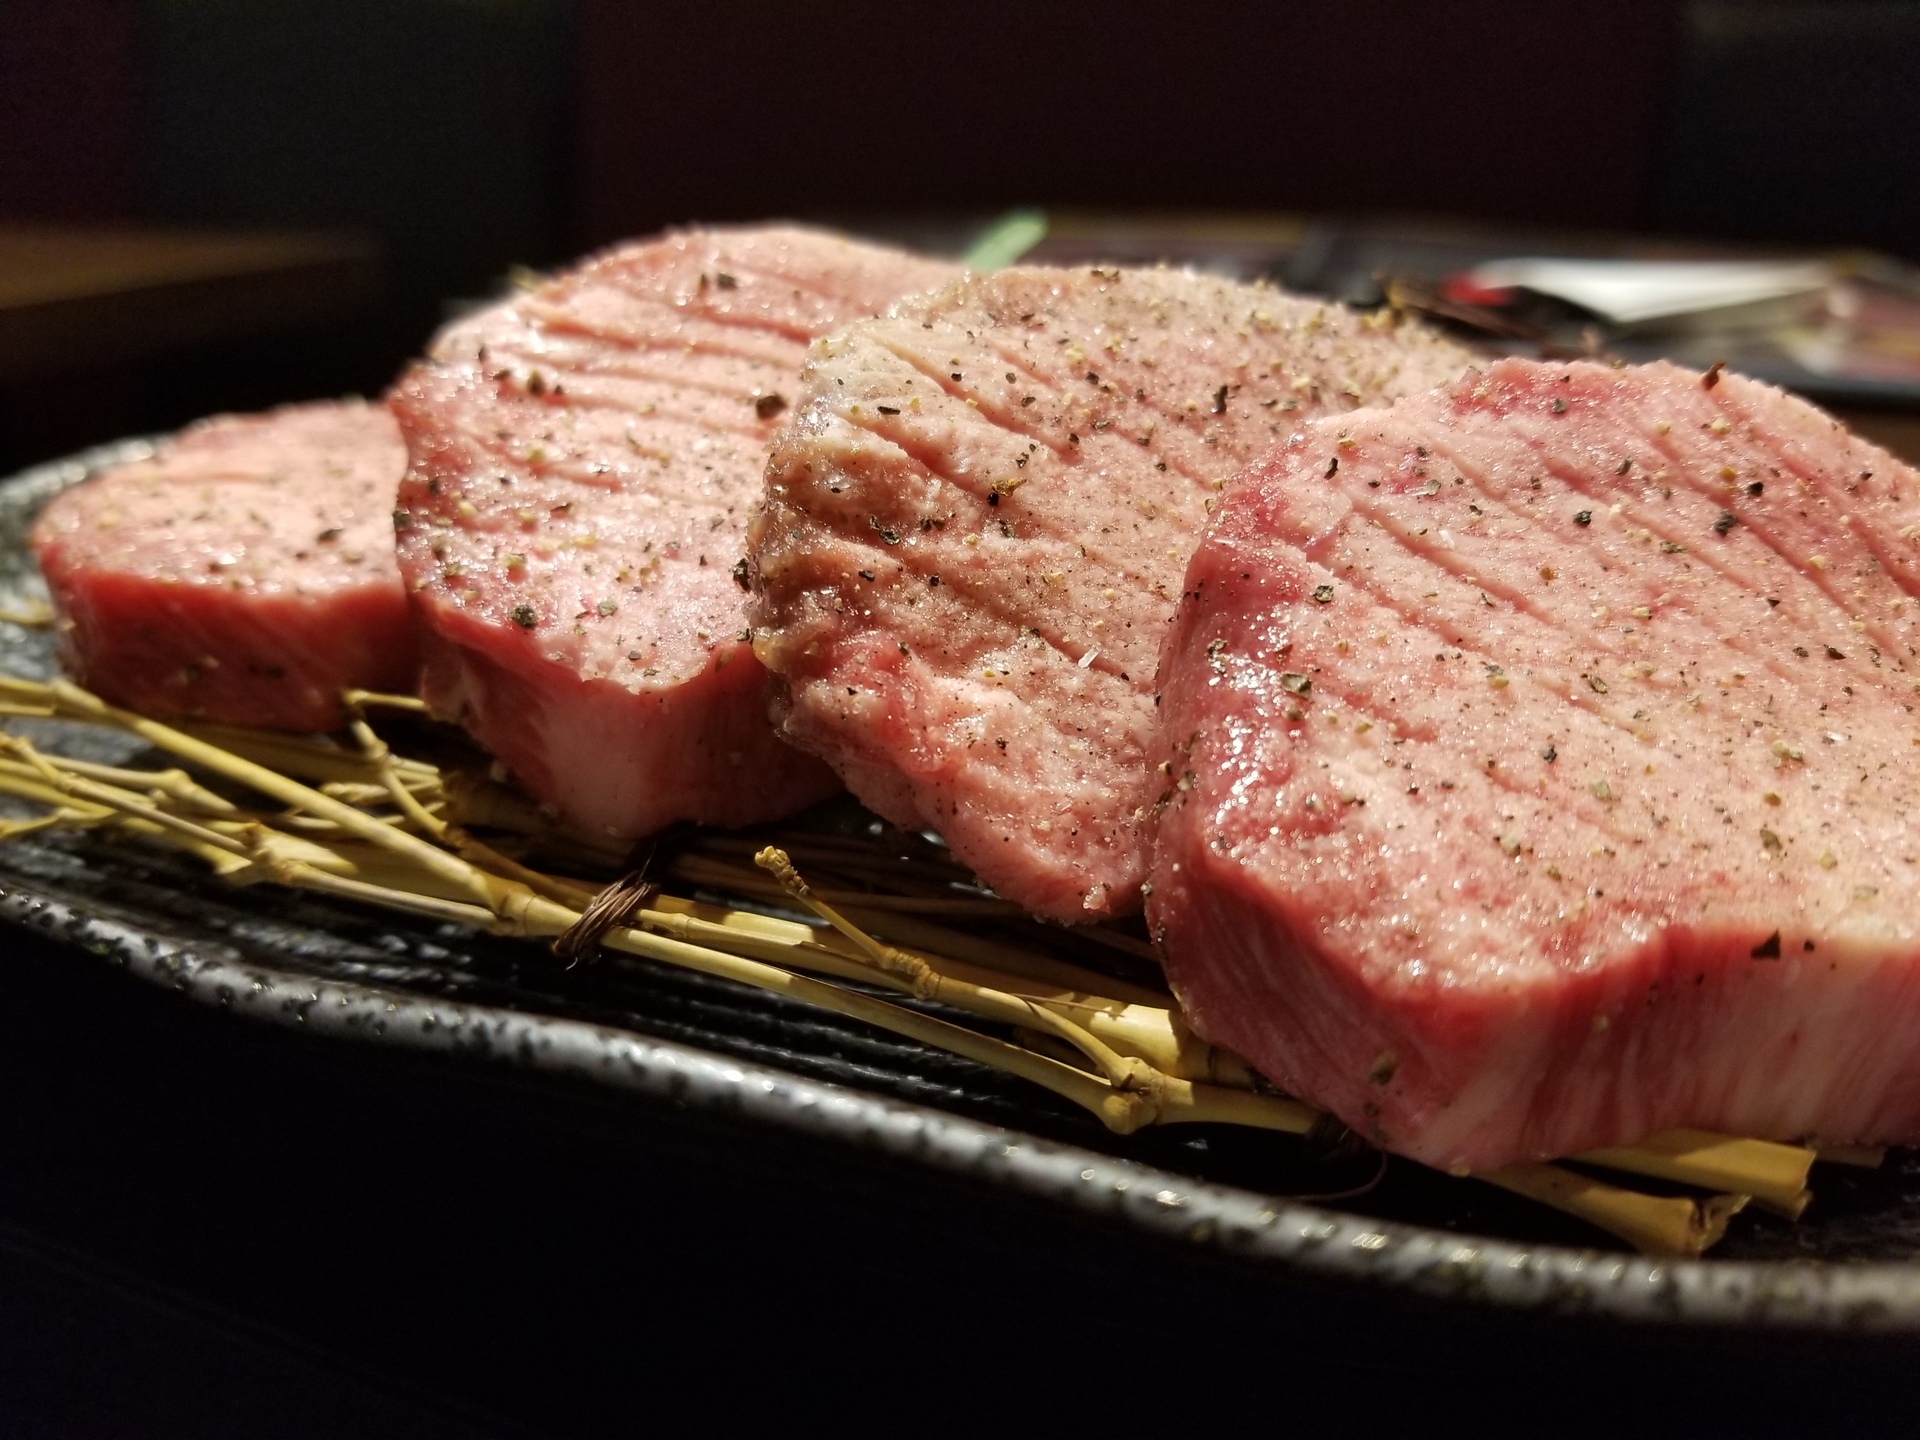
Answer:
31;400;415;731
1152;357;1920;1170
389;227;954;837
748;266;1471;920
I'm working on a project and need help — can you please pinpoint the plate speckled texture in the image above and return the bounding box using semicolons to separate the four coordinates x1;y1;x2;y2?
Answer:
7;440;1920;1330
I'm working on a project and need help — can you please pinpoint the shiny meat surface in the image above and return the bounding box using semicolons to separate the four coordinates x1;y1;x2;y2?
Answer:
1152;358;1920;1170
389;227;954;837
31;400;415;730
748;265;1471;919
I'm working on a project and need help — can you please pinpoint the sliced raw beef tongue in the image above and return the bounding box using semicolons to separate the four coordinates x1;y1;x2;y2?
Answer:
31;400;415;731
389;227;954;837
1152;357;1920;1172
748;265;1471;920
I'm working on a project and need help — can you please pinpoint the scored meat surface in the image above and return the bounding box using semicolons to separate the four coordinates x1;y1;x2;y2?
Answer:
1152;357;1920;1170
748;266;1471;920
389;227;954;837
31;400;415;731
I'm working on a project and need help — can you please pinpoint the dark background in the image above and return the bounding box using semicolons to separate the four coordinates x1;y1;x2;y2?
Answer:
3;0;1919;470
5;3;1920;1433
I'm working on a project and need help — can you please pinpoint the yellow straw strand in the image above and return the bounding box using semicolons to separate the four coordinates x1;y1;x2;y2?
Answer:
1578;1129;1814;1219
1480;1164;1748;1258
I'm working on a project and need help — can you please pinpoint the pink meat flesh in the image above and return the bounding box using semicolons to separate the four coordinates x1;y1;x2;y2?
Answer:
749;265;1471;920
1152;357;1920;1170
388;227;954;837
31;400;415;731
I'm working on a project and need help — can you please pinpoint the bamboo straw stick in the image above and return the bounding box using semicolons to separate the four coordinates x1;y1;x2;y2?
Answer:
24;679;488;902
344;709;447;839
0;770;113;818
0;751;237;814
831;904;1173;1007
2;735;251;857
751;844;1185;1092
256;857;503;929
0;811;82;842
0;772;244;872
1578;1130;1814;1219
174;720;443;789
319;781;407;807
645;847;1173;1005
589;916;1163;1130
1480;1164;1749;1258
594;880;1247;1086
341;690;429;715
672;852;1026;916
438;771;629;866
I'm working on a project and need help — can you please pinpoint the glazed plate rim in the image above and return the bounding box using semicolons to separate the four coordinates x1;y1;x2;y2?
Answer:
8;438;1920;1333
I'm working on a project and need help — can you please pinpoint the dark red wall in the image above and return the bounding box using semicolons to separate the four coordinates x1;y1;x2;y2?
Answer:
575;0;1680;247
0;0;139;220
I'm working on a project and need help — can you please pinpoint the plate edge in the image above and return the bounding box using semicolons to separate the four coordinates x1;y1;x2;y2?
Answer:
6;876;1920;1332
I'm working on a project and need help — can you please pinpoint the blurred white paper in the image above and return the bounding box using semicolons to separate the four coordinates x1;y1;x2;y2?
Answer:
1467;257;1834;325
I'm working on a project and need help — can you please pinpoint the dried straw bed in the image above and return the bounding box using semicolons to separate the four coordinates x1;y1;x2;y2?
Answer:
0;673;1878;1257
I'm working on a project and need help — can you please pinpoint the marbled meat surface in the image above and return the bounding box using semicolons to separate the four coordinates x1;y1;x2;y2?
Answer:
389;227;954;837
31;400;415;731
1152;357;1920;1170
748;265;1471;920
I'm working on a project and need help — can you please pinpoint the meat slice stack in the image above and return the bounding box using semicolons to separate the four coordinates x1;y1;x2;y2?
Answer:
748;266;1471;920
31;400;415;731
389;227;954;837
1152;357;1920;1170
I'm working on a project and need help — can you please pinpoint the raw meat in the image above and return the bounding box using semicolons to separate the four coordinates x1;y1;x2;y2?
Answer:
748;265;1471;920
1151;357;1920;1169
31;400;415;731
389;227;954;837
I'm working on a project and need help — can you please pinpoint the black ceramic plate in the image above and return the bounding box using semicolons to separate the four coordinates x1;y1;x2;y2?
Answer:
7;440;1920;1331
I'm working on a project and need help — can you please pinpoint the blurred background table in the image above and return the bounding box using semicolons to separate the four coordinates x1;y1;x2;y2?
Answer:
0;225;378;382
1843;411;1920;467
0;222;382;476
0;224;380;475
